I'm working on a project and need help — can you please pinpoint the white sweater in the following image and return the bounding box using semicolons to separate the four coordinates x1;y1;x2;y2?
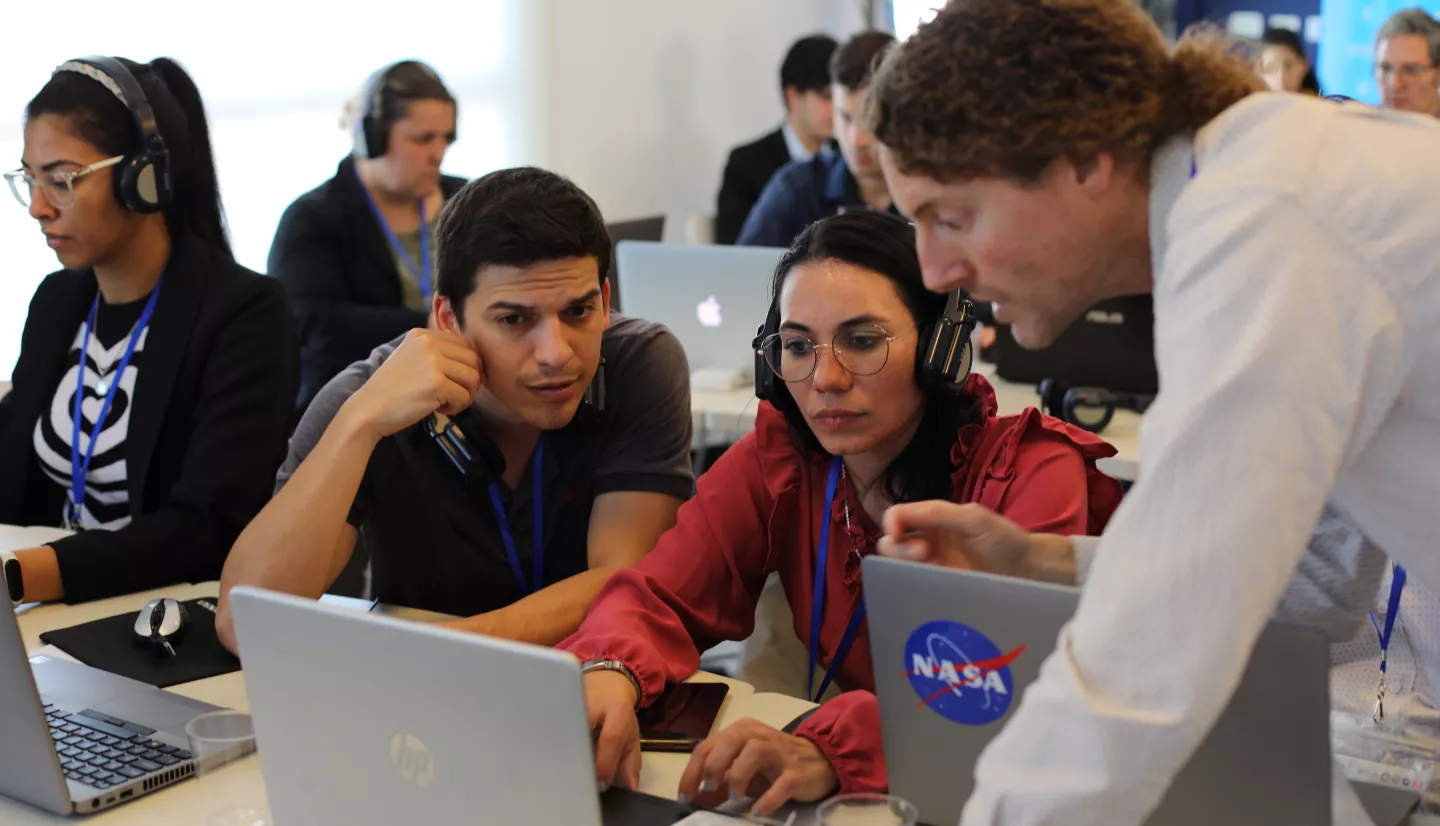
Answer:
961;93;1440;826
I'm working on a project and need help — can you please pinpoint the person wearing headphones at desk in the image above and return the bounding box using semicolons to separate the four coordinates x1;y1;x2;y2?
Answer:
269;60;465;414
565;212;1122;816
858;2;1440;824
0;56;298;605
214;167;693;654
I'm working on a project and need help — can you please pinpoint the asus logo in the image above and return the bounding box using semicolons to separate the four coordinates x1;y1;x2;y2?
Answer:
1085;310;1125;325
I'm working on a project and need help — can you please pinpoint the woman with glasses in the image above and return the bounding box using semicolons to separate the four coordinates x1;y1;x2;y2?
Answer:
561;212;1122;815
0;56;297;605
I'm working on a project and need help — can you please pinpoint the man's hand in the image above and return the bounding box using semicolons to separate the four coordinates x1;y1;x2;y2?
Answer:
586;670;643;792
337;330;481;440
677;719;839;817
878;502;1078;584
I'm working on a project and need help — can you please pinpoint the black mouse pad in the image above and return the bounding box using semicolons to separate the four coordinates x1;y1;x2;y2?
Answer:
38;597;240;689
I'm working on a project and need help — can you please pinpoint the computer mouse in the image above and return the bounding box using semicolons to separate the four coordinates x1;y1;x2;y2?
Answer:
133;598;189;656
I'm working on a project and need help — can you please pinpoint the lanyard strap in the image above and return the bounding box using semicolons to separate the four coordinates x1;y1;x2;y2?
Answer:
808;457;866;703
487;440;546;597
356;168;432;300
69;281;164;521
1372;564;1408;672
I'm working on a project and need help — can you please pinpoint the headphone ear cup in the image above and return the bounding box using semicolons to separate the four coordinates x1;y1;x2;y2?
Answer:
363;116;388;159
114;150;172;214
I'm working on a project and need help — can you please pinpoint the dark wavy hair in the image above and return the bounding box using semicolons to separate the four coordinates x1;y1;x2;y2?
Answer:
26;56;231;257
764;211;981;504
1260;28;1321;94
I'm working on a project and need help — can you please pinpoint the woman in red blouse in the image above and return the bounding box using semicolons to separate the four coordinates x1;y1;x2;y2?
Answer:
561;212;1122;816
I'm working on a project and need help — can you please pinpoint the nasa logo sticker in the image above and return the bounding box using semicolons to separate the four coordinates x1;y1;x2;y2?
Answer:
905;620;1024;726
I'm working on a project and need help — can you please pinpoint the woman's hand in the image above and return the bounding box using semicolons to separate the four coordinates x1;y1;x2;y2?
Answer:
677;718;839;817
585;670;643;791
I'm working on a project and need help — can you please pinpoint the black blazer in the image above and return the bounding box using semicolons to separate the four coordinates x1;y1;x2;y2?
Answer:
269;157;467;412
0;235;299;603
715;128;792;245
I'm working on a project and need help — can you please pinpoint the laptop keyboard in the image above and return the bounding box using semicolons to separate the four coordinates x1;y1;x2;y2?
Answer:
42;703;191;790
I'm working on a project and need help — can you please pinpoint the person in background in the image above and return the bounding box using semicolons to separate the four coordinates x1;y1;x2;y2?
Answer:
0;56;297;604
569;212;1121;816
1375;8;1440;117
737;32;897;248
866;0;1440;823
1257;28;1320;95
715;34;838;245
216;167;693;655
270;60;465;414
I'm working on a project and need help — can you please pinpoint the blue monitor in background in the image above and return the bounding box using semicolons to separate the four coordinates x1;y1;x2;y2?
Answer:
1319;0;1440;102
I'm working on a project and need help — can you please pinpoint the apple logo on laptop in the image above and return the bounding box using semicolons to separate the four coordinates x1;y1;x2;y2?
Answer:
697;295;723;328
389;732;436;788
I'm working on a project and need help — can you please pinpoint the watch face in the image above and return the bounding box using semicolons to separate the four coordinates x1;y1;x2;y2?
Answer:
2;558;21;604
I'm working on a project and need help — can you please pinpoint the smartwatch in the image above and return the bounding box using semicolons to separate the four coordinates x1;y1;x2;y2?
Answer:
1;551;23;607
581;658;642;710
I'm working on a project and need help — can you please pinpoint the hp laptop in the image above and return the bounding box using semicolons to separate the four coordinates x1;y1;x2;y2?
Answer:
862;557;1331;826
615;241;785;374
229;586;702;826
990;294;1158;393
0;595;220;815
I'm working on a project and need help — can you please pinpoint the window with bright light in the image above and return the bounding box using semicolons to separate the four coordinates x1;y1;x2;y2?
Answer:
892;0;940;40
0;0;537;378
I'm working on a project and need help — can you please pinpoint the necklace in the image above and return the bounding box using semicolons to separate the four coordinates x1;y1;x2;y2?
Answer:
839;466;866;563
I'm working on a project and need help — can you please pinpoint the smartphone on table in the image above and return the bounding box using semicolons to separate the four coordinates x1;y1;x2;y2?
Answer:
638;682;730;752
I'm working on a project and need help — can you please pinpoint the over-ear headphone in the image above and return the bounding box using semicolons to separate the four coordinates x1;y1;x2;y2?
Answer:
752;290;977;402
54;57;173;214
426;359;608;482
352;60;446;160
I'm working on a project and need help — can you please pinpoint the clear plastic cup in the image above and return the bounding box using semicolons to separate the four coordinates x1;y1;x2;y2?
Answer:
816;793;921;826
185;711;267;826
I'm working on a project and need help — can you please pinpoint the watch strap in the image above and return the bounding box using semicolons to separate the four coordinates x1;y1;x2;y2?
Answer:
581;658;643;710
0;551;22;607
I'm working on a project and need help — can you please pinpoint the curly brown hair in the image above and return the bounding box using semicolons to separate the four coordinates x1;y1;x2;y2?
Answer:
867;0;1262;182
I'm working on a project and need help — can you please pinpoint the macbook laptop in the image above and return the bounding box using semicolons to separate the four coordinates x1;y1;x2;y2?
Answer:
862;557;1332;826
615;241;785;375
0;594;220;815
229;586;702;826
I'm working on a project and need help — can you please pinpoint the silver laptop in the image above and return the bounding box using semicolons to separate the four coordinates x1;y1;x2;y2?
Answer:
615;241;785;374
229;586;698;826
0;597;220;815
862;557;1332;826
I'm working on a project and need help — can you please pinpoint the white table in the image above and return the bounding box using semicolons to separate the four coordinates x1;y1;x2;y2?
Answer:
7;583;817;825
688;362;1142;482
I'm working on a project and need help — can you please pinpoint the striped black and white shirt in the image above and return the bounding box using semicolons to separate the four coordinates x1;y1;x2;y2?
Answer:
32;296;151;531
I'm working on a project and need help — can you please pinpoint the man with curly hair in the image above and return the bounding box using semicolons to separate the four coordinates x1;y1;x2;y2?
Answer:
869;1;1440;824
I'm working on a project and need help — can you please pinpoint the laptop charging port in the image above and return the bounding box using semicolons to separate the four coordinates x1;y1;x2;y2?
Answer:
120;790;134;800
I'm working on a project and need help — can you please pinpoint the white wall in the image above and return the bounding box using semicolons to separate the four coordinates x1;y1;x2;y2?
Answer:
540;0;868;233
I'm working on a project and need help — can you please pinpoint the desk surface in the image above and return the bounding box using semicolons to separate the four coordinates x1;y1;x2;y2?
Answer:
6;584;816;825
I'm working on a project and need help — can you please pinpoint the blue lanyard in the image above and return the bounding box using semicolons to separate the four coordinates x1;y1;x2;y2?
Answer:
807;457;868;703
486;440;545;596
1371;564;1408;674
68;281;163;528
356;168;431;300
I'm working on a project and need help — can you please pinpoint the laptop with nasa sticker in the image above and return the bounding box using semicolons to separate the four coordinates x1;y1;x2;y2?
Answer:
862;557;1332;826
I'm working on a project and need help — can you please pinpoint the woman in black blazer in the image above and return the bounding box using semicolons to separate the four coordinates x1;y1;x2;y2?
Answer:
269;60;466;413
0;56;298;604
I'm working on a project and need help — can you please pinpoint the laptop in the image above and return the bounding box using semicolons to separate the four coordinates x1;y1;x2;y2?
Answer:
862;557;1332;826
615;241;785;375
604;215;666;312
989;294;1158;394
0;596;221;815
229;586;702;826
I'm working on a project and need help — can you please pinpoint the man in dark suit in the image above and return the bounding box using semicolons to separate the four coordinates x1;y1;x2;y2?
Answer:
714;35;838;245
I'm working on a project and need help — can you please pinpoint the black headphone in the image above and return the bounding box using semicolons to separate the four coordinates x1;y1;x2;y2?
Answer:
426;360;608;484
752;290;977;402
353;60;445;159
55;56;173;213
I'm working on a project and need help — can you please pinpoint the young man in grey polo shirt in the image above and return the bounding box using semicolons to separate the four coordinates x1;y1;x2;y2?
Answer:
216;168;694;653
